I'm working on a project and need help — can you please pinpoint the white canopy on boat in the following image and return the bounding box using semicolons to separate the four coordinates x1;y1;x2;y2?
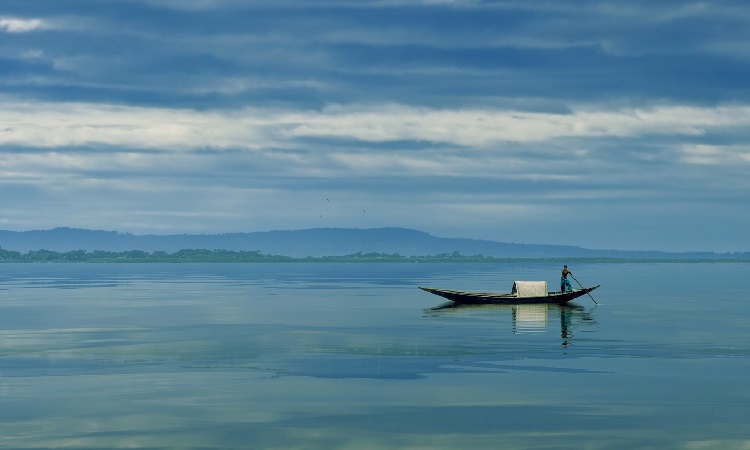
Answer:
511;281;548;297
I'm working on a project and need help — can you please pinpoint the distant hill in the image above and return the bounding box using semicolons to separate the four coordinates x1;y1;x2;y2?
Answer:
0;227;747;259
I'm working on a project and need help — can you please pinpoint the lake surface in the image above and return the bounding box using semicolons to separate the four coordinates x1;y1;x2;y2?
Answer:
0;262;748;449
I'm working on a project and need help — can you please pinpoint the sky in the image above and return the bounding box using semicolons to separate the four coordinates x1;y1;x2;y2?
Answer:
1;0;749;252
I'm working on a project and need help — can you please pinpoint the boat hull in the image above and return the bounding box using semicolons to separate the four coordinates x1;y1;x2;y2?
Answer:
420;285;600;305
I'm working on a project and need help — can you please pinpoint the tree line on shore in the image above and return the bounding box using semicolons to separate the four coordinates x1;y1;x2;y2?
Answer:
1;247;748;263
0;248;496;263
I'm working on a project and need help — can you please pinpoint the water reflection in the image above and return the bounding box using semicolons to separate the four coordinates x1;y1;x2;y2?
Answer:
2;263;748;449
426;302;596;346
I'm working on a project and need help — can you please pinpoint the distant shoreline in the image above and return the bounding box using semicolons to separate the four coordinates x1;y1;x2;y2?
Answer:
2;227;747;260
0;248;748;264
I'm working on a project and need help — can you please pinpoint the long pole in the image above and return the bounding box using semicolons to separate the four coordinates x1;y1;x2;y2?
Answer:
571;275;598;304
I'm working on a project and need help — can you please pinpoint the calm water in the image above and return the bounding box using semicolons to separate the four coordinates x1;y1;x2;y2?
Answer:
0;262;748;449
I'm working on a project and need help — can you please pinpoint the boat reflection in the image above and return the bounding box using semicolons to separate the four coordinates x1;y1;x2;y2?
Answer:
512;304;548;334
425;302;596;346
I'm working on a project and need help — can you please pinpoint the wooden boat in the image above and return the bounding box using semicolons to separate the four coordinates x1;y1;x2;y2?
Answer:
420;282;600;305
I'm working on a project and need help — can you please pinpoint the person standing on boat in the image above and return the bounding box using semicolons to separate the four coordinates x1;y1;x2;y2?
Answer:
561;265;573;293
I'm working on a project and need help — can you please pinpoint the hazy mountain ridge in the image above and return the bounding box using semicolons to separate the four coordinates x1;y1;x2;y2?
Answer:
0;227;746;259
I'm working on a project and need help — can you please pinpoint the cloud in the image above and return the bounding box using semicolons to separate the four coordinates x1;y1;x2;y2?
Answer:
680;144;750;165
2;2;748;110
281;104;750;146
0;17;45;33
0;101;270;150
0;1;749;251
2;99;749;156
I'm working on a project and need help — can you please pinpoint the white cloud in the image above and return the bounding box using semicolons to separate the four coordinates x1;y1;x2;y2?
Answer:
279;103;750;147
680;144;750;165
2;100;750;155
0;17;45;33
0;102;272;150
